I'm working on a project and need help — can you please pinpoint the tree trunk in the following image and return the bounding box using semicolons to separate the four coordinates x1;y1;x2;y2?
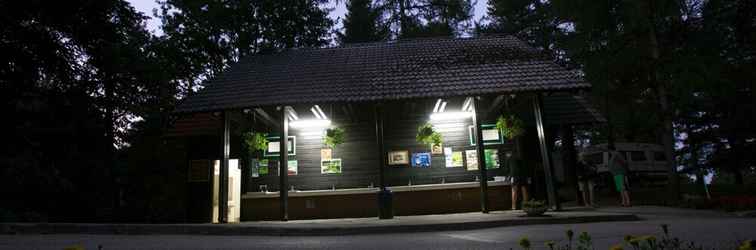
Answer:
657;84;680;201
398;0;407;34
104;79;117;219
641;0;680;202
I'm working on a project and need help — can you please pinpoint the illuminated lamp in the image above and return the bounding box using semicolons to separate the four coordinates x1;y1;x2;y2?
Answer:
289;119;331;128
429;111;473;121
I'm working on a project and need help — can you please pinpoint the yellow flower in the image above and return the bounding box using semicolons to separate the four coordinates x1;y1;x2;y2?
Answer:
624;235;635;242
640;235;657;243
739;240;753;250
610;244;624;250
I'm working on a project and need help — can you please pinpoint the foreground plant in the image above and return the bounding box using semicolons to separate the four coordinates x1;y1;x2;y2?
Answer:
517;224;749;250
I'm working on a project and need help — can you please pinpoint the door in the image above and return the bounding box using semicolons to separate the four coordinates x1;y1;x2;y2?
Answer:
212;159;241;223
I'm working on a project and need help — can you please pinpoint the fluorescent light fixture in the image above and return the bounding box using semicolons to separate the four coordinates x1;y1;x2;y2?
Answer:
310;107;322;119
461;97;473;112
430;111;473;121
314;105;327;120
285;106;299;121
433;99;442;113
439;101;447;113
289;119;331;128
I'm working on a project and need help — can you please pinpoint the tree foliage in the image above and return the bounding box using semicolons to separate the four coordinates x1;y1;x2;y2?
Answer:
376;0;474;38
339;0;389;43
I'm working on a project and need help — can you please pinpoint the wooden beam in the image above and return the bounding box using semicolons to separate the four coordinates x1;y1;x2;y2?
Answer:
486;95;506;114
254;108;280;128
533;94;560;210
472;97;489;214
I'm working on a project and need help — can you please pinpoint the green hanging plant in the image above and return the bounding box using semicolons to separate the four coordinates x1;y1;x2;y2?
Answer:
324;127;345;149
496;115;524;140
242;131;268;157
416;123;443;146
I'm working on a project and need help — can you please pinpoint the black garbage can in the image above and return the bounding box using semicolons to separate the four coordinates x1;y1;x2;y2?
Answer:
377;188;394;219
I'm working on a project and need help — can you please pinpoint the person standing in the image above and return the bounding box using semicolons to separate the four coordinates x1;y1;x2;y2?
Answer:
576;153;598;207
507;151;530;210
607;145;631;207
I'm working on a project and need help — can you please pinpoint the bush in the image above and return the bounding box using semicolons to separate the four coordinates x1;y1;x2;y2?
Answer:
522;200;548;216
519;224;750;250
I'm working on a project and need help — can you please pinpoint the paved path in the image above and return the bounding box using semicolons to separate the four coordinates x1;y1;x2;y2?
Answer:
1;206;754;250
1;208;636;236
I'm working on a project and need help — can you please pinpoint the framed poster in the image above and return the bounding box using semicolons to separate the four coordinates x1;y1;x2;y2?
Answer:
388;150;409;165
250;159;260;178
411;152;431;168
321;159;342;174
469;125;504;145
264;136;296;157
451;151;465;167
321;148;332;161
465;150;478;171
258;159;269;175
287;160;298;175
484;149;500;169
444;147;453;167
431;143;443;155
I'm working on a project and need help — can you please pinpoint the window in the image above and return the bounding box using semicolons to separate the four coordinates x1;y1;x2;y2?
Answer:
630;151;647;162
654;151;667;161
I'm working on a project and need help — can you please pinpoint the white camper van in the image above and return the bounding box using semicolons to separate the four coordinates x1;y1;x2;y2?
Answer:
581;143;670;187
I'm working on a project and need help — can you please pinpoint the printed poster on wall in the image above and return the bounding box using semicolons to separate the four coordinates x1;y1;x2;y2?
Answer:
444;147;453;167
250;159;260;178
411;152;431;168
465;150;478;171
321;159;342;174
484;149;500;169
321;148;332;161
258;159;269;175
431;143;443;155
451;152;464;167
287;160;298;176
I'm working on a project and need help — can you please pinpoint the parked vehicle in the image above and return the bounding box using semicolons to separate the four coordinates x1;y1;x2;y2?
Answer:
581;143;670;189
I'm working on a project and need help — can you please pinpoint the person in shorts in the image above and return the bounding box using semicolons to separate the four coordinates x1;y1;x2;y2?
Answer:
507;151;530;210
607;145;631;207
576;153;598;207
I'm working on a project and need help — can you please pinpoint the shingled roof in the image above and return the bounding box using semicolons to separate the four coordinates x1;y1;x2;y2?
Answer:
175;35;589;113
544;93;607;125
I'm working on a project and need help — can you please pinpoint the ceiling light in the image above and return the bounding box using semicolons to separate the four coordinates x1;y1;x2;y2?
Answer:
289;119;331;128
430;111;473;121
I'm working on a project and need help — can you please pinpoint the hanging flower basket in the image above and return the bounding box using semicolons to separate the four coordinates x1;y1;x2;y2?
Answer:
416;123;442;147
496;115;524;140
324;127;345;149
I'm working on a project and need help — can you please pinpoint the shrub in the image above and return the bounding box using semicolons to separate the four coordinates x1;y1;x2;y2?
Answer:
517;224;747;250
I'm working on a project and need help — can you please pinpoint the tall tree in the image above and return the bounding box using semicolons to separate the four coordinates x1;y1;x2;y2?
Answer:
157;0;333;93
339;0;389;43
0;0;159;221
376;0;473;38
481;0;563;59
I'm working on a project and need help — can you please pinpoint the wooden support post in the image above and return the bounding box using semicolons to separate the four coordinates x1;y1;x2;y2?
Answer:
375;103;386;190
561;125;582;205
472;97;489;213
279;106;289;221
219;111;230;223
375;103;393;219
533;94;560;210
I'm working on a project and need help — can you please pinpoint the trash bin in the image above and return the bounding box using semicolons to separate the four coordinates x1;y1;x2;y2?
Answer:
377;188;393;219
